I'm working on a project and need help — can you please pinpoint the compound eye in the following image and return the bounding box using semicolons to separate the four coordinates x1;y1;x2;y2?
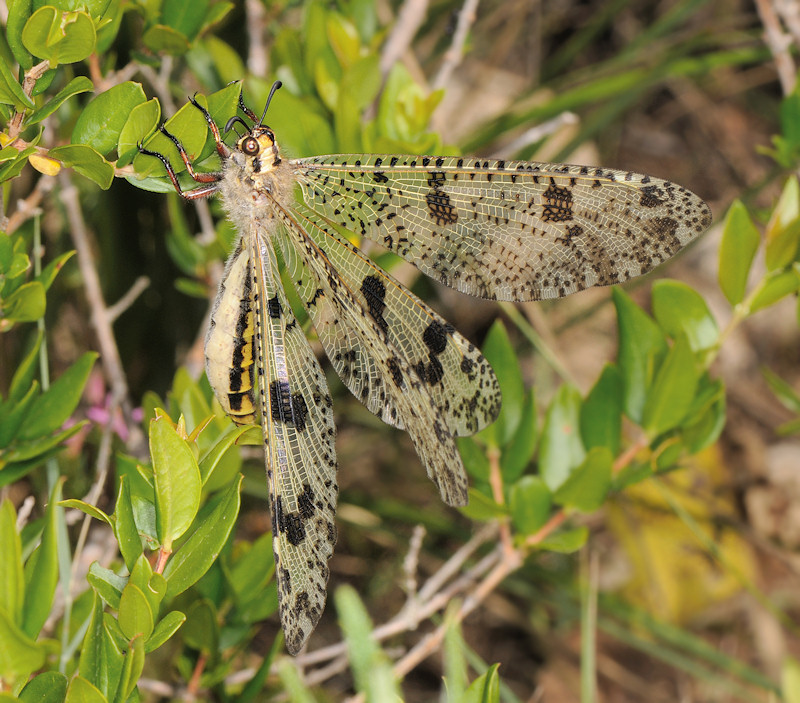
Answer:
241;136;259;155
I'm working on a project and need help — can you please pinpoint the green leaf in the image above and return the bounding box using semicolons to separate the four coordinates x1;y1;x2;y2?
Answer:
203;35;245;86
327;12;361;67
181;598;218;653
652;280;718;352
71;82;147;156
162;475;241;599
276;659;317;703
7;0;33;70
443;609;468;702
118;583;154;641
65;676;105;703
765;176;800;271
456;436;490;482
501;389;538;481
21;480;61;638
117;98;160;167
748;267;800;313
162;0;209;39
133;94;213;178
459;487;507;522
718;200;761;305
87;562;124;610
580;364;622;456
0;55;34;110
145;610;185;653
19;671;68;702
78;593;104;690
36;250;75;292
48;144;114;189
613;287;668;423
479;320;524;447
59;499;111;526
18;351;97;441
763;367;800;413
509;476;552;535
463;663;501;703
112;634;144;703
226;533;274;602
335;585;400;696
2;281;46;324
6;325;40;396
681;379;726;453
536;526;589;553
129;555;165;619
3;421;86;466
0;606;46;685
539;384;585;491
22;7;97;67
782;656;800;703
0;500;24;625
142;24;190;55
641;336;698;437
114;477;143;572
26;75;94;126
150;412;201;549
553;446;613;513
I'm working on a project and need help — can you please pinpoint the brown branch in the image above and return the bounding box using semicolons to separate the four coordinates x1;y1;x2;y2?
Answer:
3;176;55;234
245;0;269;76
380;0;429;78
432;0;480;90
754;0;797;95
58;171;134;424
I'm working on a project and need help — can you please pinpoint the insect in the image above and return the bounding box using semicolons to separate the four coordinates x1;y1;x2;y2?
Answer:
138;80;712;654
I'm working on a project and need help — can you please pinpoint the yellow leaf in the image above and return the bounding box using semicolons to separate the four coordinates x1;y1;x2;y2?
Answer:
29;153;61;176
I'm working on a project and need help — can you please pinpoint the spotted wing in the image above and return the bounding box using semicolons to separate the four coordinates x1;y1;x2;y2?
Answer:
270;201;469;507
281;200;500;437
292;155;712;302
248;224;338;656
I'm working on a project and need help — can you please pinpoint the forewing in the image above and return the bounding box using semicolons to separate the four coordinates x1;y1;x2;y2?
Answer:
271;202;469;507
282;200;500;437
248;224;338;655
293;155;712;301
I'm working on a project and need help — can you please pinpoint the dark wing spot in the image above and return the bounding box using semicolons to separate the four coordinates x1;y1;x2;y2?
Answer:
541;182;574;222
360;275;389;334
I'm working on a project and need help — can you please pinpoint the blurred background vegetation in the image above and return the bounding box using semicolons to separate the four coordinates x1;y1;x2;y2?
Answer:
3;0;800;701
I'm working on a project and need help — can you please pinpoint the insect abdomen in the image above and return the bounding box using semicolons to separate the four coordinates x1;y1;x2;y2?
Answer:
205;247;260;426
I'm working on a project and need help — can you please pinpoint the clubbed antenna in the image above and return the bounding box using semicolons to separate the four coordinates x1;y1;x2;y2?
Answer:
258;80;282;126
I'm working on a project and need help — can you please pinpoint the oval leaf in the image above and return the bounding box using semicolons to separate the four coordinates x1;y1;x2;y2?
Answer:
150;412;201;549
718;200;760;305
72;82;147;156
652;279;718;352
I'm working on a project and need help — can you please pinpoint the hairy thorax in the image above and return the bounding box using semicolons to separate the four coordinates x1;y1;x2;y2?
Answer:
219;147;296;234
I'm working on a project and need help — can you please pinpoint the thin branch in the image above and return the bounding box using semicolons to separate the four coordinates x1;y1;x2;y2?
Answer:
3;176;55;234
245;0;269;77
380;0;429;78
754;0;797;95
107;276;150;323
59;171;134;424
432;0;480;90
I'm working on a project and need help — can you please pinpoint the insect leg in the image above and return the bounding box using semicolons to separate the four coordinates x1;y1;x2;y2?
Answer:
187;95;230;159
137;144;220;200
237;91;259;123
158;124;223;183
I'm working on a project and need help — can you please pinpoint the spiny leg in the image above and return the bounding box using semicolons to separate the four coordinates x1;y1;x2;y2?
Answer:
237;91;259;124
187;94;229;159
158;124;223;184
137;144;220;200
